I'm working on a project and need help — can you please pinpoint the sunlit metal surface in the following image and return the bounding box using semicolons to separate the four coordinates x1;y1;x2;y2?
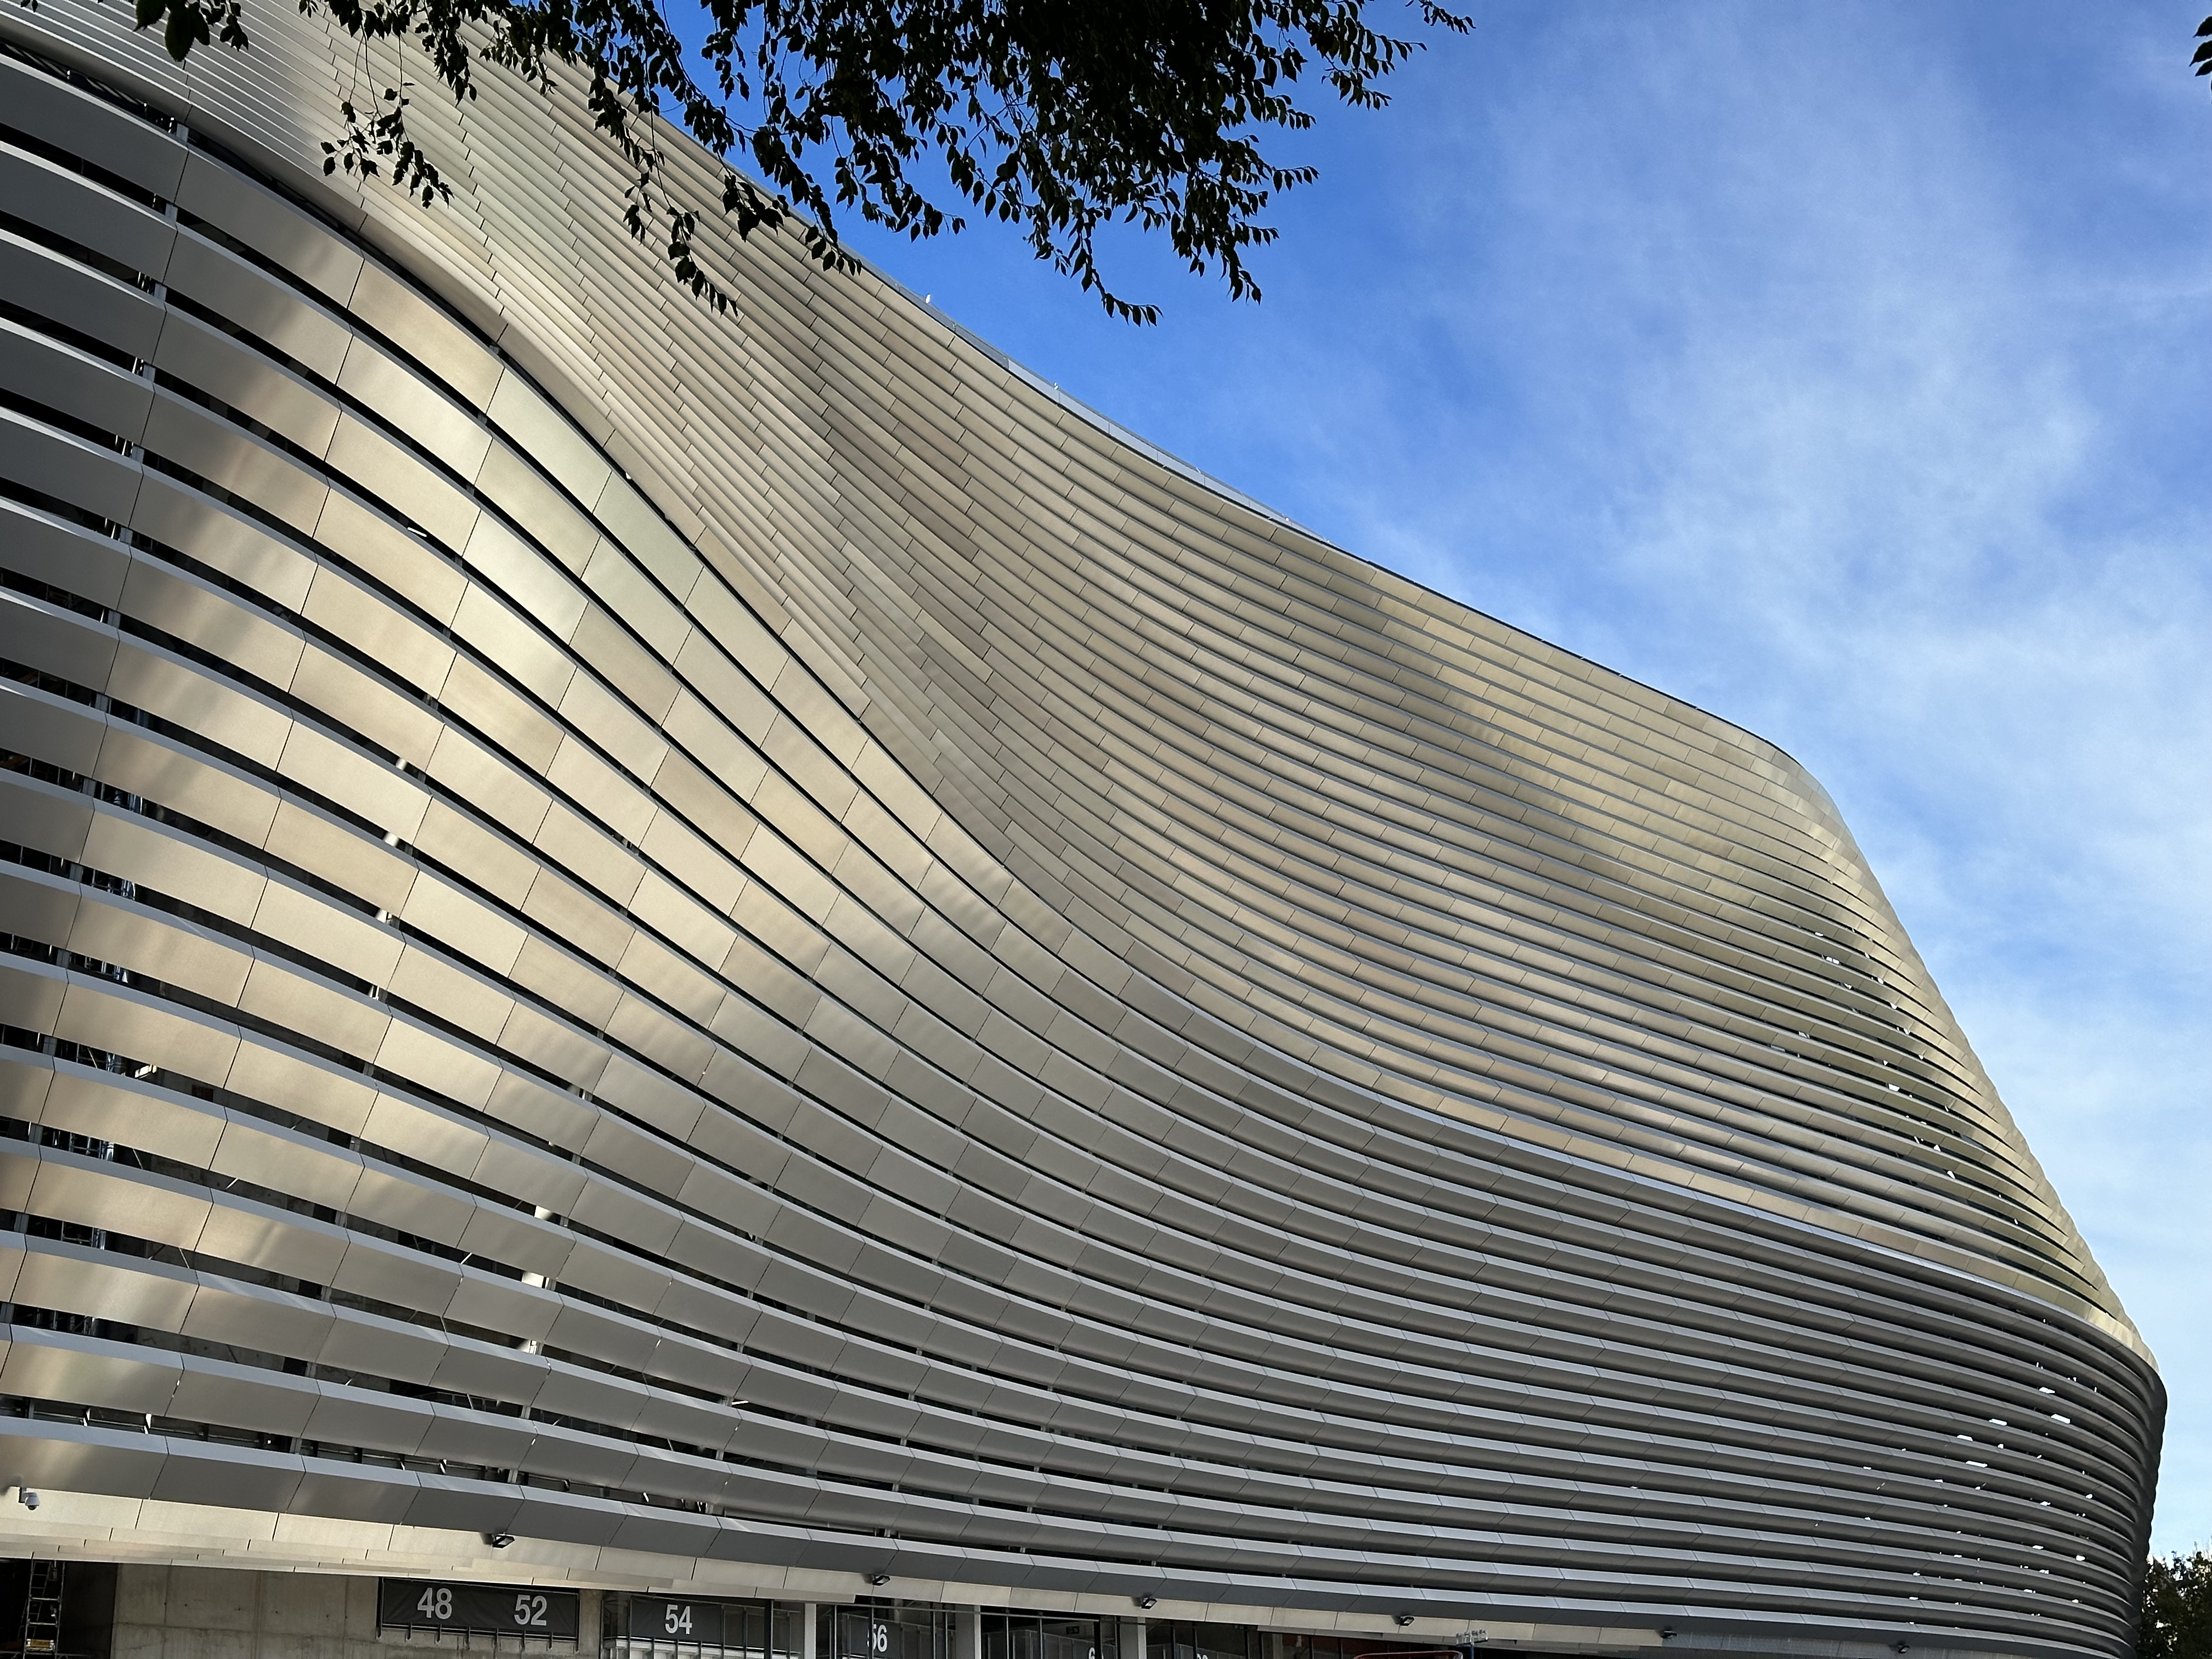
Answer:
0;9;2160;1657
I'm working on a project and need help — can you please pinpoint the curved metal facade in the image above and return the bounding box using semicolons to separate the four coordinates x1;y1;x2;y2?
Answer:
0;7;2161;1658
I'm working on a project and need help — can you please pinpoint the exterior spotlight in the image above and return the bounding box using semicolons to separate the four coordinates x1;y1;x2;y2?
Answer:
1894;1647;1911;1655
1658;1632;1677;1643
867;1573;891;1587
17;1489;38;1510
1136;1598;1158;1611
1392;1616;1415;1628
487;1532;515;1548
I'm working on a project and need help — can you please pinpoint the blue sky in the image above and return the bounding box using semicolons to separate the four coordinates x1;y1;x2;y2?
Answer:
809;1;2212;1552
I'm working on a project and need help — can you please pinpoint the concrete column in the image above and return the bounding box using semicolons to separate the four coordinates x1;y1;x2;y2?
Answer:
1119;1618;1147;1659
953;1606;983;1659
804;1602;820;1659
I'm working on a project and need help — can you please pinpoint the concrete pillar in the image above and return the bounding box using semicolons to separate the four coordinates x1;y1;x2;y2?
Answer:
953;1606;983;1659
804;1602;820;1659
1119;1618;1147;1659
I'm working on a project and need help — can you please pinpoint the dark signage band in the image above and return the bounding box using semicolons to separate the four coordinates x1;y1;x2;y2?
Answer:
378;1579;582;1640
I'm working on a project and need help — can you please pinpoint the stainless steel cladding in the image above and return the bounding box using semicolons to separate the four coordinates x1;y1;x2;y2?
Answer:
0;8;2161;1659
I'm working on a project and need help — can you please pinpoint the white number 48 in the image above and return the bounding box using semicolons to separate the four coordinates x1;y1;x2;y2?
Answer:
417;1588;454;1622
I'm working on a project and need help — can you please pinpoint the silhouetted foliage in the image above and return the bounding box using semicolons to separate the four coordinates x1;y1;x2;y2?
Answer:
2143;1549;2212;1659
91;0;1469;321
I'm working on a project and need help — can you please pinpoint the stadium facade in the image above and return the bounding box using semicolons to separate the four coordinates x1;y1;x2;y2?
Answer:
0;7;2163;1659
